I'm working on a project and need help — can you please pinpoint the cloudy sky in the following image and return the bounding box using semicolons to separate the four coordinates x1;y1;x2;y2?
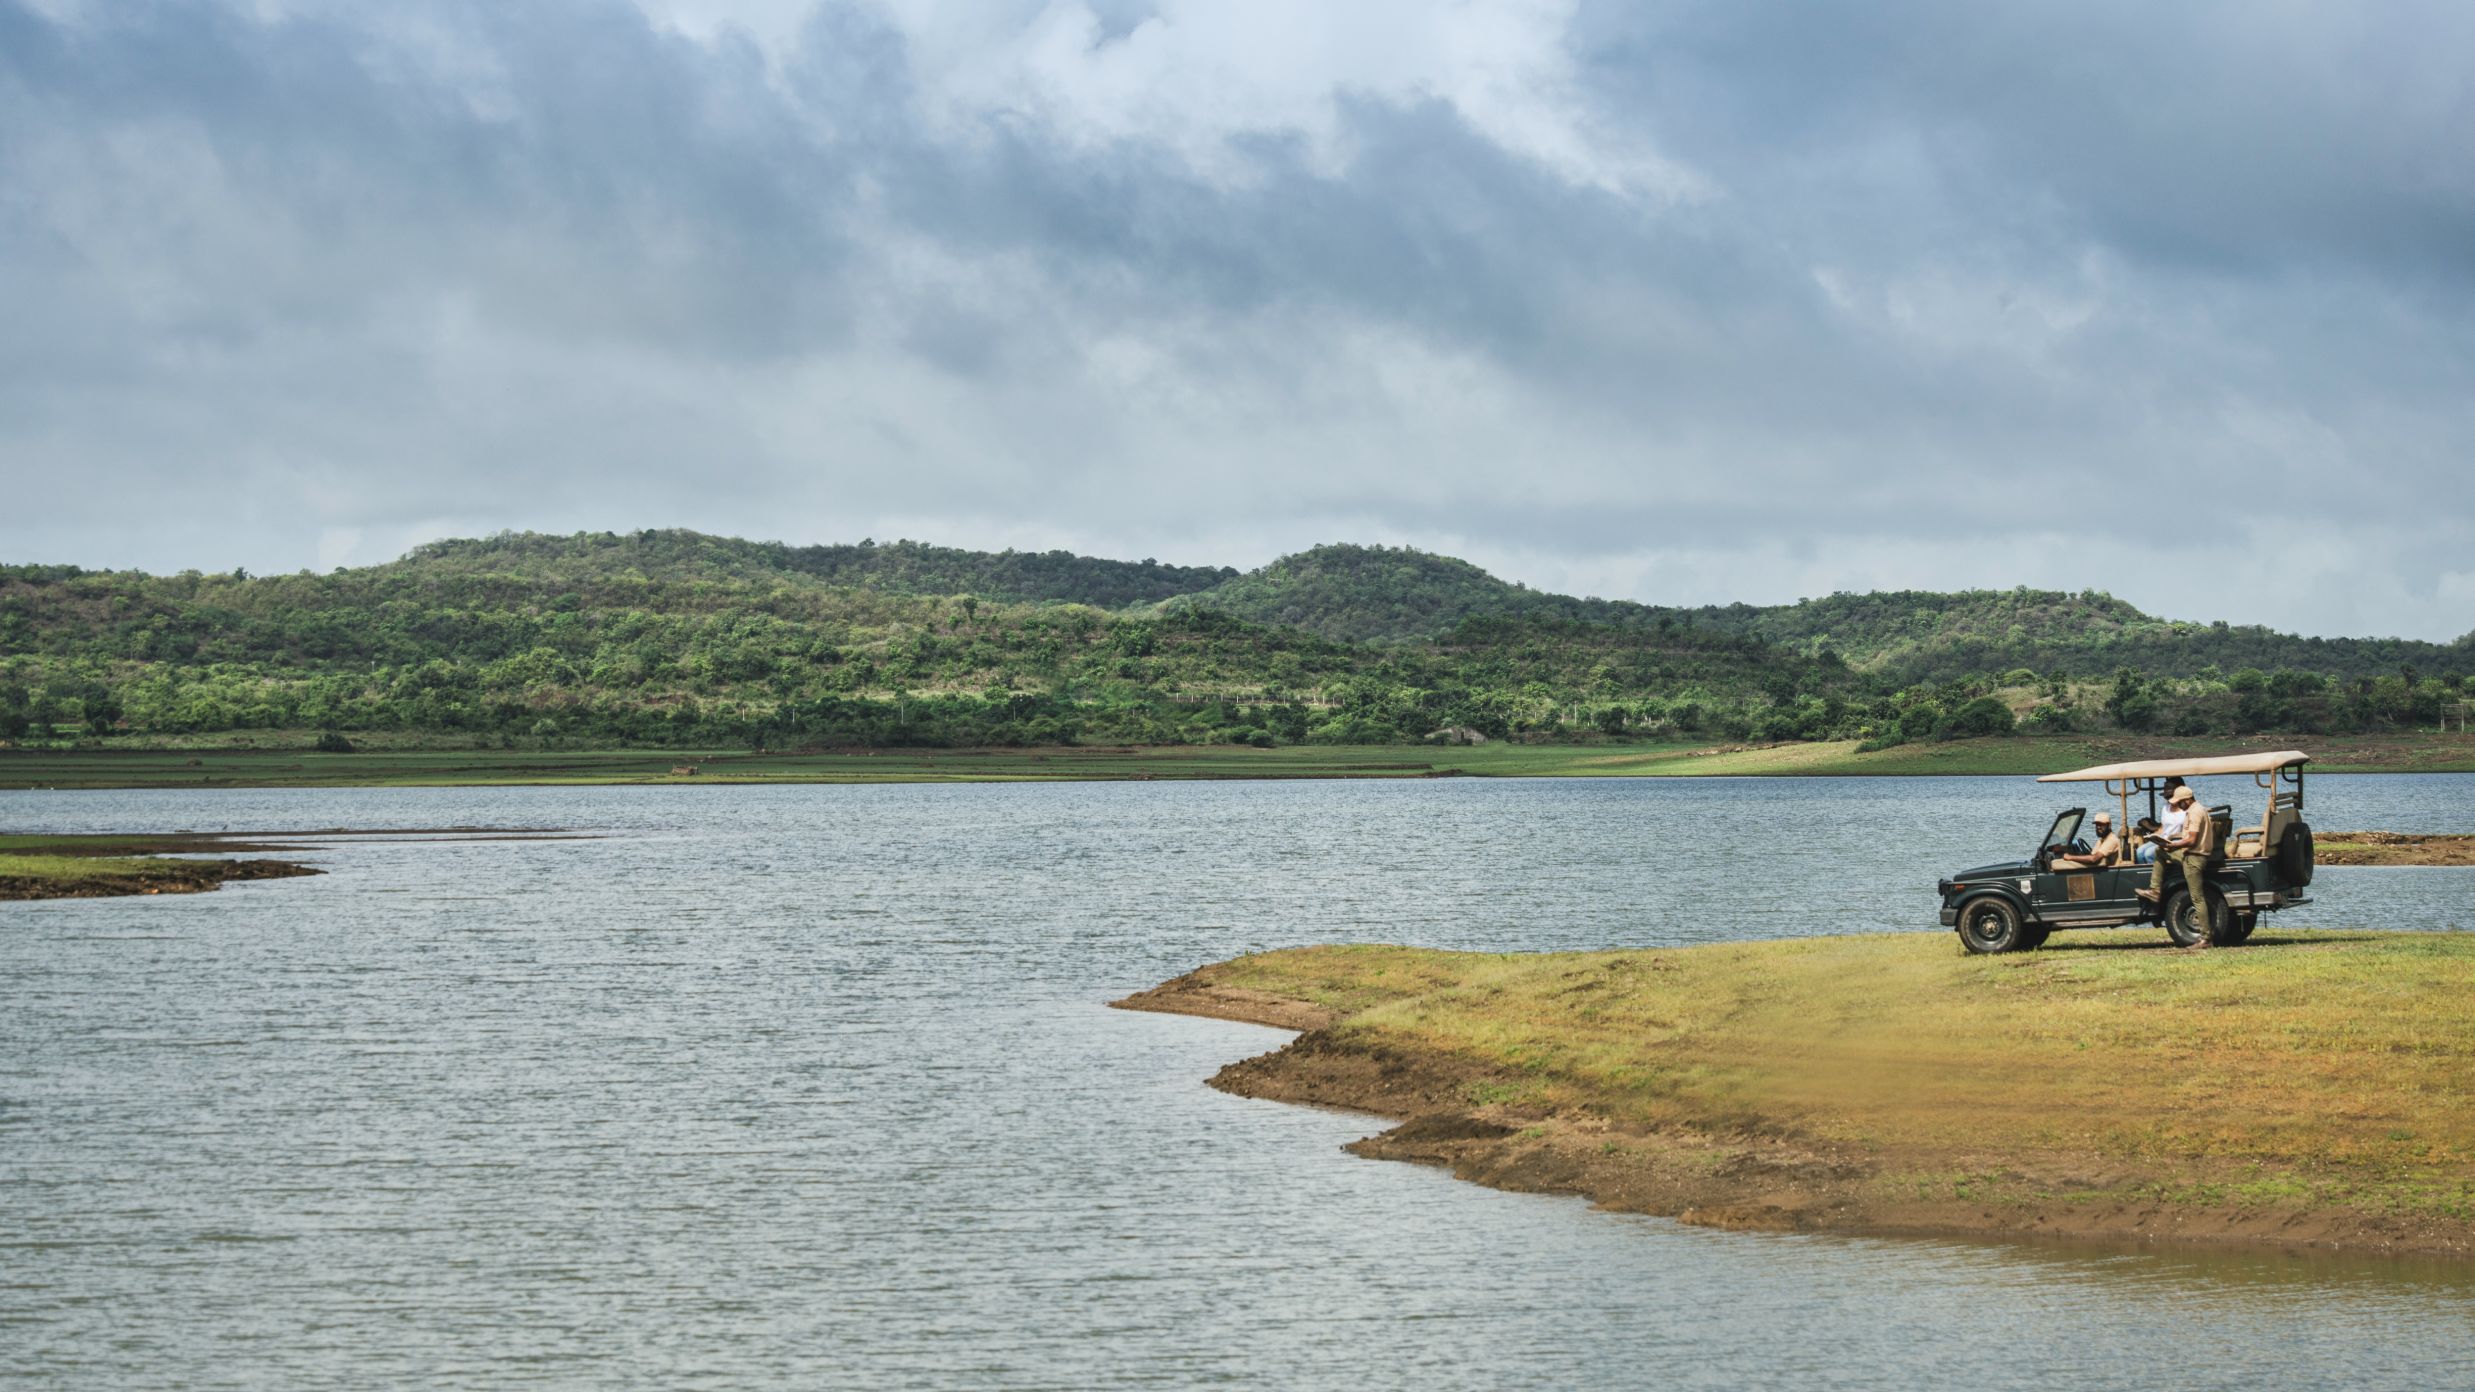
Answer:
2;0;2470;639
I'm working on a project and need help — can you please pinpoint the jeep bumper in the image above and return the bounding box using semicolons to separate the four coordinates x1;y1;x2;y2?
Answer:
1938;907;1958;927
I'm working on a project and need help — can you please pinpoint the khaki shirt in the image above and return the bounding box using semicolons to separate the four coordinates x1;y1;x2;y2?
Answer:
2179;802;2222;859
2057;826;2120;868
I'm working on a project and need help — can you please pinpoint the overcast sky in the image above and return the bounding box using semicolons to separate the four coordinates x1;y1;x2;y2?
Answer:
3;1;2470;639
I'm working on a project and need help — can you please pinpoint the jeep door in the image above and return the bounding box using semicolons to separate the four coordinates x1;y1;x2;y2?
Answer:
2028;809;2087;920
2092;862;2146;917
2029;809;2139;925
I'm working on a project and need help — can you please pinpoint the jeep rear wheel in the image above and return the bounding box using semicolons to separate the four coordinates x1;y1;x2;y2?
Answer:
2164;888;2231;948
1958;897;2030;954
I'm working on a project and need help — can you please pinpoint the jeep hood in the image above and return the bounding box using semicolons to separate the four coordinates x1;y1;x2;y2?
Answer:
1949;860;2032;882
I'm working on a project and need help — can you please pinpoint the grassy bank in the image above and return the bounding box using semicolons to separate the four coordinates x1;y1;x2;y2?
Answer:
2318;834;2475;866
4;731;2469;789
1116;930;2475;1255
0;832;322;900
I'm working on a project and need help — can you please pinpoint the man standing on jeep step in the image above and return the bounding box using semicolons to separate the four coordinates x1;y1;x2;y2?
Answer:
2139;785;2223;946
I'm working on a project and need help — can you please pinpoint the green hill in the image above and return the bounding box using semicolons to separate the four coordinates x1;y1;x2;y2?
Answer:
1168;542;1737;644
0;529;2464;752
1167;544;2471;685
1695;588;2472;684
1164;543;1562;642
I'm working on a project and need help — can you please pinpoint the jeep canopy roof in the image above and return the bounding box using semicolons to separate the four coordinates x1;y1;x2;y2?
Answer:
2037;750;2311;783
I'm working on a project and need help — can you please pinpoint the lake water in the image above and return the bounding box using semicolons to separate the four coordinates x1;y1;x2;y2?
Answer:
4;774;2473;1390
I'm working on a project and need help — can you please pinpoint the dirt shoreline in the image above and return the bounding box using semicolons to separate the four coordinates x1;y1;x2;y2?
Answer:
2317;832;2475;866
1112;969;2475;1258
0;858;321;901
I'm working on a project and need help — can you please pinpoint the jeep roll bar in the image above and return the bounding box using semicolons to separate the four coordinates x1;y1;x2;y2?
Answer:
2038;751;2309;862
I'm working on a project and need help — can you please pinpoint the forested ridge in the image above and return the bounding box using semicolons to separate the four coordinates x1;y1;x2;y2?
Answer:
404;531;1239;609
1;530;2466;750
1179;543;2474;682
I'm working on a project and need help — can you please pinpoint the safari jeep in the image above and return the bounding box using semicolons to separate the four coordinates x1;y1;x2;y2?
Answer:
1938;751;2317;954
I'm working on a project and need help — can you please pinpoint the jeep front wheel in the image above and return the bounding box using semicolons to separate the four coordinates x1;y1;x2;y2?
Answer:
1958;897;2030;954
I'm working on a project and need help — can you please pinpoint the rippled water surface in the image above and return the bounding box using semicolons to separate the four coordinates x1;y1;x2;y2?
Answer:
5;774;2473;1389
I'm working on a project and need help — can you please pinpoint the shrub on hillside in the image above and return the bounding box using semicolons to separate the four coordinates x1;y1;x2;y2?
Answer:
1934;697;2016;740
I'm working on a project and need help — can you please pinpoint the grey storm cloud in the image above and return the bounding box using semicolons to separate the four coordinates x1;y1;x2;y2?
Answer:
0;0;2469;640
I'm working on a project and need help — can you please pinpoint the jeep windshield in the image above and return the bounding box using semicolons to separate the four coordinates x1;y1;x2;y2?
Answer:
2039;808;2086;860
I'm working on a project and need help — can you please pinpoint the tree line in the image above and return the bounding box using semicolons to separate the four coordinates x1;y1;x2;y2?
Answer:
0;533;2465;751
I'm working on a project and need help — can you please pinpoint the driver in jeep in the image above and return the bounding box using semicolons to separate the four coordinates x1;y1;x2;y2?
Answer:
2050;811;2121;868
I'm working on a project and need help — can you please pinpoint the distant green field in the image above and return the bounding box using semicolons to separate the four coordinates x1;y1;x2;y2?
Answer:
3;732;2466;789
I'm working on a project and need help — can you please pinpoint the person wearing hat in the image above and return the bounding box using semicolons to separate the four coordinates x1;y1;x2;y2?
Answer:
2157;777;2187;832
2138;784;2224;945
2052;810;2121;868
2141;779;2191;894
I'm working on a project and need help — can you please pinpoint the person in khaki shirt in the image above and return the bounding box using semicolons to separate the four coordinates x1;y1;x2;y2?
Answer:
2052;811;2121;868
2139;786;2224;946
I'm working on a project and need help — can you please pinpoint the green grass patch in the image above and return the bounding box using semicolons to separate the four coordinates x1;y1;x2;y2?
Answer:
0;853;185;883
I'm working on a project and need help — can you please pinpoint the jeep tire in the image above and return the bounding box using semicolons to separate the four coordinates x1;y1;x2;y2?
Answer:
2164;887;2231;949
1958;897;2030;955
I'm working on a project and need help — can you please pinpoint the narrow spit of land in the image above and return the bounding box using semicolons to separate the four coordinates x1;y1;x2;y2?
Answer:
3;731;2470;788
0;829;586;901
1116;932;2475;1257
2317;833;2475;866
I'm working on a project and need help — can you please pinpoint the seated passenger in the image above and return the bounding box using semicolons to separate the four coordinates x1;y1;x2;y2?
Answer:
2053;812;2121;868
2157;779;2189;843
2131;817;2161;863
